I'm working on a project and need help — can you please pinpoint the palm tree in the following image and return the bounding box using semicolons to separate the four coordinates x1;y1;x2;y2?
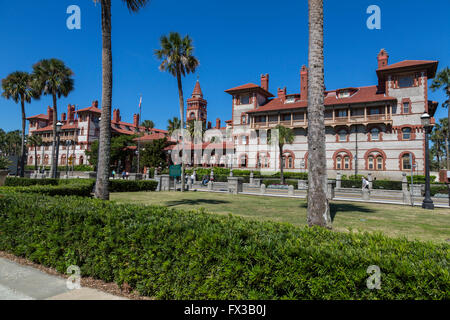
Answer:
431;67;450;169
141;120;155;132
1;71;35;177
269;125;294;184
32;59;74;179
307;0;332;229
27;135;43;171
167;117;181;136
155;32;200;192
94;0;150;200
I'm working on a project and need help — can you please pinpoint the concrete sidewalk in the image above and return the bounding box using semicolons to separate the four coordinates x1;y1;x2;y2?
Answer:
0;257;126;300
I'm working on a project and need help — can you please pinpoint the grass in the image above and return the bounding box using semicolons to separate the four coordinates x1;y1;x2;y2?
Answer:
111;191;450;244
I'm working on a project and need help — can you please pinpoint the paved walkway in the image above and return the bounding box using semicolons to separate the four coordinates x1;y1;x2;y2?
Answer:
0;257;126;300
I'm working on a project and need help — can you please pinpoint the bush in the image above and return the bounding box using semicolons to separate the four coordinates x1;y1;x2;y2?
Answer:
407;175;437;184
0;192;448;300
4;177;58;187
373;180;403;190
340;180;361;188
431;185;449;196
109;180;158;192
1;182;94;197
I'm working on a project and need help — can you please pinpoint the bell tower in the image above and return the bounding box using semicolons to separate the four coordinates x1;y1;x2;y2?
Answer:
186;80;207;123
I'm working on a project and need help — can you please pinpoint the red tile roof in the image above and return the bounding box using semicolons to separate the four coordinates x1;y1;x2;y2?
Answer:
225;83;274;97
27;114;49;120
135;132;167;142
247;85;396;114
76;106;102;114
377;60;438;77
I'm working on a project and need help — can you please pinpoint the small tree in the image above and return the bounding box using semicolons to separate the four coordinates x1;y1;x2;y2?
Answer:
1;71;35;177
269;125;294;184
430;67;450;169
141;138;169;170
155;32;200;192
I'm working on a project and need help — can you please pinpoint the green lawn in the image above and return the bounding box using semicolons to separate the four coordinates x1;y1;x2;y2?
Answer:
111;191;450;243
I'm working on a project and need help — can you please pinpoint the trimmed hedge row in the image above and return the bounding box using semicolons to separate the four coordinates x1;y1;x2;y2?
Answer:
0;192;448;300
4;177;59;187
1;178;158;196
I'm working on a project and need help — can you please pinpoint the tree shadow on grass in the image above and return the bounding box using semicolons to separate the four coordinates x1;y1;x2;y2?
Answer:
165;199;231;207
300;202;375;222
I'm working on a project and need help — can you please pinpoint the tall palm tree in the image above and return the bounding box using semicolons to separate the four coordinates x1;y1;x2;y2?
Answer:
167;117;181;135
269;125;294;184
307;0;332;229
94;0;150;200
32;59;74;179
431;67;450;169
155;32;200;192
27;134;43;171
1;71;35;177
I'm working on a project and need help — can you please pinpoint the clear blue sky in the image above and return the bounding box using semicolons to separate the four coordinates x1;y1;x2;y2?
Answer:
0;0;449;133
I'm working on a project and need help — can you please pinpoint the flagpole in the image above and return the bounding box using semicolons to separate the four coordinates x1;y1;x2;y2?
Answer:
137;95;142;174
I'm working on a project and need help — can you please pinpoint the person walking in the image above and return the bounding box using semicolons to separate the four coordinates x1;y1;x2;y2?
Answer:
362;176;370;190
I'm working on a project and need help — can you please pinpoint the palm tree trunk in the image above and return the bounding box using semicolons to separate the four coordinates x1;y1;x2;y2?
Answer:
34;145;38;171
307;0;332;229
279;144;285;184
50;93;58;178
95;0;113;200
176;69;186;192
20;97;26;177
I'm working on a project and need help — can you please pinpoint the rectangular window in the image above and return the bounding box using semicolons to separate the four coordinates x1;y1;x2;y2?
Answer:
398;76;413;88
403;102;410;114
337;110;347;118
240;95;250;105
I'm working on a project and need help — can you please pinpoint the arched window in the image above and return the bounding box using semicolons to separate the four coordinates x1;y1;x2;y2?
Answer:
28;156;33;165
336;156;342;170
257;153;270;168
43;155;49;165
402;127;412;140
189;112;195;119
370;128;380;141
37;155;41;165
79;155;84;165
365;150;386;171
334;150;352;170
241;114;247;124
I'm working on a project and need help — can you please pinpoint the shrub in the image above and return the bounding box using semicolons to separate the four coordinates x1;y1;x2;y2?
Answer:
0;192;448;300
373;180;403;190
109;180;158;192
4;177;58;187
1;182;94;197
340;180;361;188
430;185;449;196
407;175;437;184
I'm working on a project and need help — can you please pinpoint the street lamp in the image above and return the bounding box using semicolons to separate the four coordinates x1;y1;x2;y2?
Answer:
53;122;63;179
421;112;434;210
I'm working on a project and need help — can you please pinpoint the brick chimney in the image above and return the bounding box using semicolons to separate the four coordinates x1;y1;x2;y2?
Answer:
277;87;287;101
207;121;212;129
133;114;140;128
215;118;221;129
261;74;269;91
113;109;121;123
377;49;389;69
61;113;66;122
67;105;75;122
300;65;308;101
47;106;54;122
92;100;99;108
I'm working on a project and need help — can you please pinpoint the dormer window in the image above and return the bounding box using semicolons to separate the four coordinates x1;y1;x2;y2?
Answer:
398;76;413;88
338;90;350;98
285;96;296;104
240;94;250;105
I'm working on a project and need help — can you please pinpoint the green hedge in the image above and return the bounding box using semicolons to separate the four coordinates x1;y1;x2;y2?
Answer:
407;175;437;184
431;185;449;196
109;180;158;192
373;180;403;190
0;182;94;197
4;177;59;187
0;192;448;299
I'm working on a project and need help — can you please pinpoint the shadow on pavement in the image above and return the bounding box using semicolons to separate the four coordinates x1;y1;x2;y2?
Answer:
300;202;375;222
